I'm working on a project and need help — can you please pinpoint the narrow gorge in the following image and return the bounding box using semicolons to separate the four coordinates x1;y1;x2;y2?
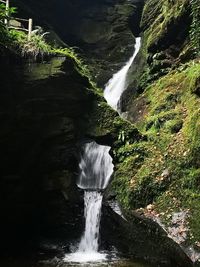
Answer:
0;0;200;267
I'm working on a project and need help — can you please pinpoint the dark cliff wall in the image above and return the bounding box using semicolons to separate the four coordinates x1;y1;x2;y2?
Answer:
14;0;144;86
0;0;144;252
0;53;89;249
0;48;140;253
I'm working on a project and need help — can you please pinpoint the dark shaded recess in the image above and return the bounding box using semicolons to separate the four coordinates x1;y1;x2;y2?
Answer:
101;206;193;267
13;0;137;86
13;0;125;45
0;50;94;252
129;0;145;36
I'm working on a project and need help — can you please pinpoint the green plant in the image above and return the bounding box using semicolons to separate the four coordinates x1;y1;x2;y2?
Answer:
0;3;16;21
0;3;16;44
0;3;52;58
8;27;51;58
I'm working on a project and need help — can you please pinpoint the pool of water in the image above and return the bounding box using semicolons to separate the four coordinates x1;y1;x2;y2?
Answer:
0;253;153;267
40;259;152;267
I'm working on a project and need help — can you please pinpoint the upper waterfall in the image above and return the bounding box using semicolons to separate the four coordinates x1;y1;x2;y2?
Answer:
77;141;114;190
104;37;141;112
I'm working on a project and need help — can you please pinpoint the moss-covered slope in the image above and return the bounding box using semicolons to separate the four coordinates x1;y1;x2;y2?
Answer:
111;0;200;254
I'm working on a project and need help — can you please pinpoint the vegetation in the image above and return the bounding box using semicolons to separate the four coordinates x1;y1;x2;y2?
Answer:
111;61;200;242
141;0;189;51
0;4;50;57
190;0;200;56
1;0;200;251
52;47;96;88
7;29;51;58
0;3;16;43
0;2;96;88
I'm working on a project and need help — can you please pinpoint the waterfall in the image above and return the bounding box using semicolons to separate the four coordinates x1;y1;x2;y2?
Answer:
78;191;103;252
64;141;114;263
65;37;141;264
104;37;141;112
77;141;114;190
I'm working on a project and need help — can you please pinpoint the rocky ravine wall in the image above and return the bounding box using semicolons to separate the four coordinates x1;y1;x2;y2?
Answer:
0;0;199;265
0;52;90;250
111;0;200;264
0;53;194;267
0;47;141;253
14;0;144;86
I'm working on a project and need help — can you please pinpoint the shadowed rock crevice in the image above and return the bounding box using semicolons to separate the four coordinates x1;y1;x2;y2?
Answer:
14;0;145;86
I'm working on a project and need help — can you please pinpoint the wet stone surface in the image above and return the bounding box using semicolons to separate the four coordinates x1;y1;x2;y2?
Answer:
0;255;153;267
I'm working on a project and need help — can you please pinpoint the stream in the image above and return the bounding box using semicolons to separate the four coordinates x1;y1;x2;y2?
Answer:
104;37;141;113
0;38;193;267
60;39;154;266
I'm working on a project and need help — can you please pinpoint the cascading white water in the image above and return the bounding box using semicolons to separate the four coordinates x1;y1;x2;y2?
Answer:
64;141;114;263
104;37;141;112
78;191;103;252
65;37;141;264
77;141;114;190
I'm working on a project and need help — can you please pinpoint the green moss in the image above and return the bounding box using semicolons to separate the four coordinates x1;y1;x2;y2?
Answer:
142;0;189;51
190;0;200;56
145;110;181;132
115;142;148;163
52;47;97;89
164;117;183;133
87;98;142;146
113;61;200;242
113;156;139;209
146;63;200;240
87;100;117;136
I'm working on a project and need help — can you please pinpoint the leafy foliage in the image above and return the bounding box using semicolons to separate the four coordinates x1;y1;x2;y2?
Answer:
0;3;16;21
8;28;51;58
0;3;16;44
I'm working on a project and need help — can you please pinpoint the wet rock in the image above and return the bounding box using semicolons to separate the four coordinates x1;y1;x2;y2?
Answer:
168;211;189;244
161;169;170;179
102;205;193;267
16;0;141;86
0;54;89;250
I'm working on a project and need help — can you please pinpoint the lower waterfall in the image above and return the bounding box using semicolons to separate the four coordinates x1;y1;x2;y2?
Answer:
78;191;103;253
64;141;114;263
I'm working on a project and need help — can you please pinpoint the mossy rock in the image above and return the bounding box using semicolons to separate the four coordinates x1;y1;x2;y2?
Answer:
112;61;200;244
86;94;143;146
141;0;190;52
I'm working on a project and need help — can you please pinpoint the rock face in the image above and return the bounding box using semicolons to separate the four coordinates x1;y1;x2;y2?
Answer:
0;52;89;249
1;0;199;265
102;206;193;267
0;47;141;253
110;0;200;263
122;0;192;113
15;0;144;86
